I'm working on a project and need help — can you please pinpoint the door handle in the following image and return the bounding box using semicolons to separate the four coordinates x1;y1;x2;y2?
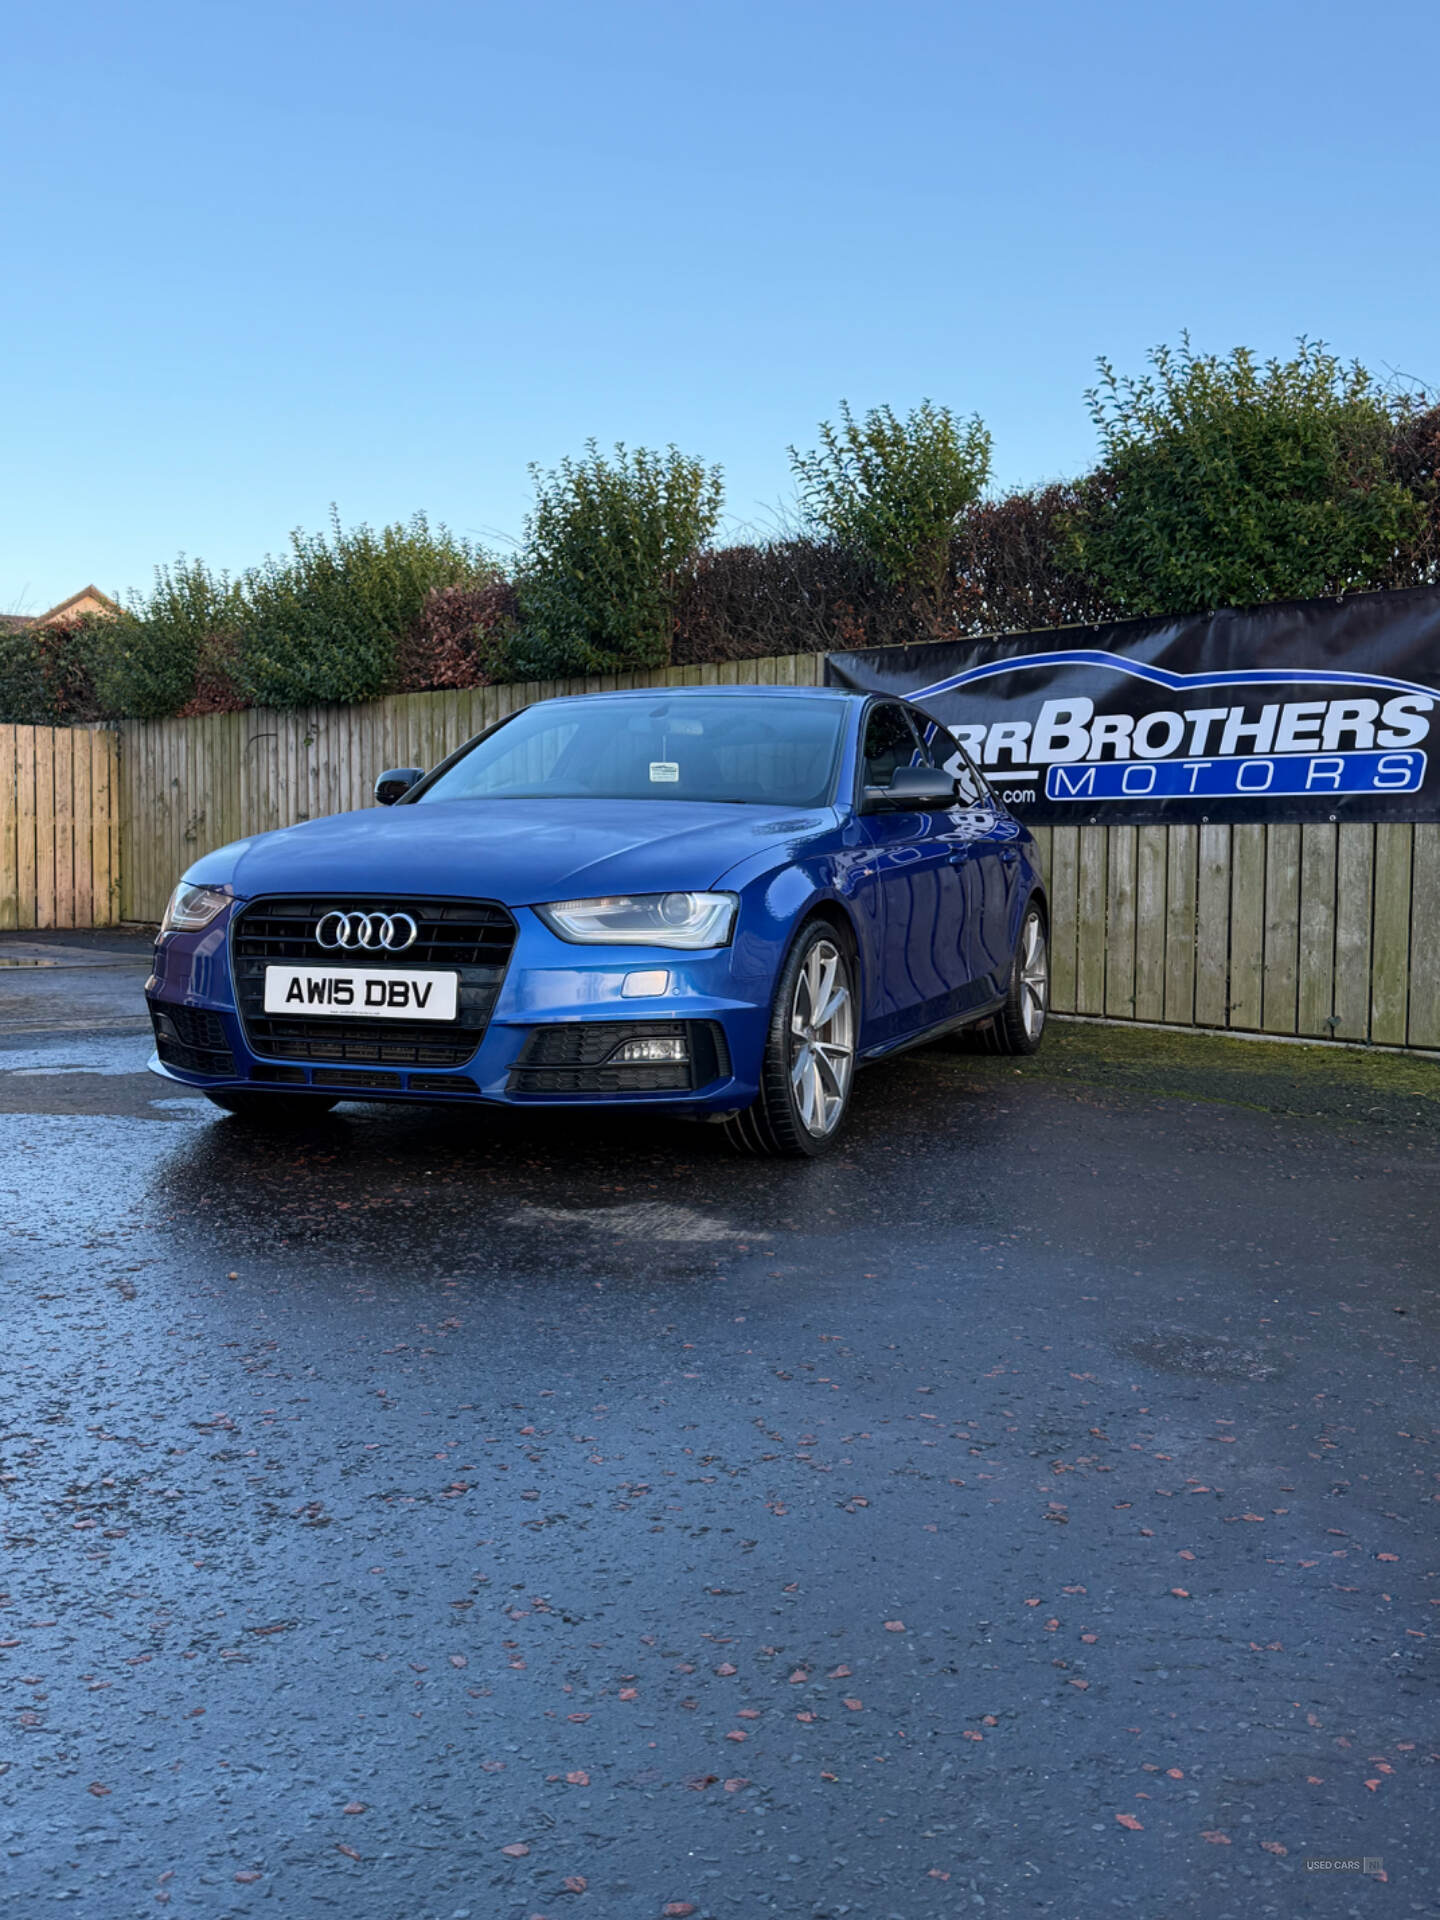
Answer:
999;847;1019;863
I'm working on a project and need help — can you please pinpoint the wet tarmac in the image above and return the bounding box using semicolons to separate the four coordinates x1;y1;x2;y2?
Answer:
1;937;1438;1918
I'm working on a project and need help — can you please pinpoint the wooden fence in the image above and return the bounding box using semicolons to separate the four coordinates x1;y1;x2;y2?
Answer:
1031;820;1440;1051
39;654;1431;1054
115;654;832;926
0;723;121;930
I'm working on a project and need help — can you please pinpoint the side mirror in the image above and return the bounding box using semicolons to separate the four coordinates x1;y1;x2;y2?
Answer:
374;766;425;806
862;764;960;812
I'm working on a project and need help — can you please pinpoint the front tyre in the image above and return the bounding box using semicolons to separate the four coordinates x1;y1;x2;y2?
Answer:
203;1090;339;1124
724;921;856;1158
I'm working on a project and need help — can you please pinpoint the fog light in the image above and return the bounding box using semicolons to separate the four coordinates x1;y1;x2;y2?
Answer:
609;1035;689;1064
621;969;671;998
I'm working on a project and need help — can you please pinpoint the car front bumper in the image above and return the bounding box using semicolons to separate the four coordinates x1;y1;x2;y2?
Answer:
145;904;773;1114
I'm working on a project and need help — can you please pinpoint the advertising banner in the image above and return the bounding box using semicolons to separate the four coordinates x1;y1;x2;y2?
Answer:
825;585;1440;824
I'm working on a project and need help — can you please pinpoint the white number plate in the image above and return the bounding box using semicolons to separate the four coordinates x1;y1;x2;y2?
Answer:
263;965;459;1021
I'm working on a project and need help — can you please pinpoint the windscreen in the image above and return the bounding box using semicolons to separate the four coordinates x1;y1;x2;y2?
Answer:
416;696;846;807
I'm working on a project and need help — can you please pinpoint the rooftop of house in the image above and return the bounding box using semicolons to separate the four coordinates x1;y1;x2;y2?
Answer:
0;586;120;631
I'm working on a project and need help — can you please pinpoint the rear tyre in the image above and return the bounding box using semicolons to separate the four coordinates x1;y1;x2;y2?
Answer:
203;1089;339;1123
981;903;1048;1055
723;921;857;1158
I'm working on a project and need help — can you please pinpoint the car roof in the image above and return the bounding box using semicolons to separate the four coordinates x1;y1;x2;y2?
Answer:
529;684;864;703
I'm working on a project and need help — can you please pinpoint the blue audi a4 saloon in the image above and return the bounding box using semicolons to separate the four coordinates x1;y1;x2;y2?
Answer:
147;686;1049;1156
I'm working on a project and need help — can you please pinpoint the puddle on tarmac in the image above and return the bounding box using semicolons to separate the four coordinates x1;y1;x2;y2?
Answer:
0;1040;154;1076
1125;1328;1285;1381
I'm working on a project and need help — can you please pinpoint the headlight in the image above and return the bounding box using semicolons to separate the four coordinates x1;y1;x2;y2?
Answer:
160;884;230;935
534;891;738;948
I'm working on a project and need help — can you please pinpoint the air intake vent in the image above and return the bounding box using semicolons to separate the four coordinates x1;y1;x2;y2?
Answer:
508;1021;728;1095
149;1000;235;1077
311;1069;404;1091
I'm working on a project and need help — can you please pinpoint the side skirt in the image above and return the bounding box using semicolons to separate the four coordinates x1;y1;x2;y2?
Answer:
856;992;1009;1067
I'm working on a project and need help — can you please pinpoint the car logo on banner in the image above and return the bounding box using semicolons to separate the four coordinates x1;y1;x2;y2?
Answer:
825;584;1440;826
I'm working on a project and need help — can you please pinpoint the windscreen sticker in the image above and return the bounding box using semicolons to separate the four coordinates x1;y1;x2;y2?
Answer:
649;761;680;782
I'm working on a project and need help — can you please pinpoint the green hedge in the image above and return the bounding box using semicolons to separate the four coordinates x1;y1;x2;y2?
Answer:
4;339;1436;724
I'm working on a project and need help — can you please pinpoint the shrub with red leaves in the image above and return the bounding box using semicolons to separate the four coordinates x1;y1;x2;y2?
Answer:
673;539;934;665
394;580;519;691
950;484;1123;635
33;617;105;722
673;499;1122;665
1386;404;1440;586
178;629;248;716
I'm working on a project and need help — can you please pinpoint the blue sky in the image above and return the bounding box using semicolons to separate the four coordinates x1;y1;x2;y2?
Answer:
3;0;1436;612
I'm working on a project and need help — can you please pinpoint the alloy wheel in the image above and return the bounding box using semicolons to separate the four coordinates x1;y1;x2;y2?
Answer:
788;938;854;1136
1019;912;1048;1042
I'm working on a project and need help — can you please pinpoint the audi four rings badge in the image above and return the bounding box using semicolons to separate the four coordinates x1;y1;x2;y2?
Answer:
314;911;420;951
